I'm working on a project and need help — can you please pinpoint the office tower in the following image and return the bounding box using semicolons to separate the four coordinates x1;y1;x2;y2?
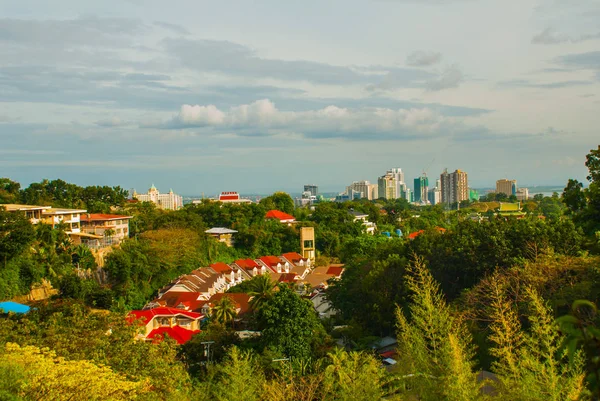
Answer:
303;185;318;197
413;175;429;203
386;168;407;199
378;173;398;200
496;179;517;197
346;180;378;200
440;169;469;204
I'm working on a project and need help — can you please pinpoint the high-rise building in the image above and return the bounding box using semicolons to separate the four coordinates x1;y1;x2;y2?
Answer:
346;180;378;200
303;185;318;197
516;187;529;201
440;169;469;205
378;173;398;200
134;184;183;210
387;168;405;196
496;179;517;197
427;179;442;205
413;175;429;203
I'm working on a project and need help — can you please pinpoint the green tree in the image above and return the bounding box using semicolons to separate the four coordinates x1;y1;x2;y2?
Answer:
208;346;265;401
260;192;295;215
395;257;481;401
211;296;237;327
257;284;327;359
248;274;276;311
0;207;36;265
489;281;587;400
563;179;586;215
0;178;21;204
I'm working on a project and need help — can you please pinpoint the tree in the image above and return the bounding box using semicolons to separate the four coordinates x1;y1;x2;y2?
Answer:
260;192;295;215
211;296;237;327
585;145;600;183
0;178;21;204
0;342;148;400
257;284;327;359
248;274;276;311
208;347;265;401
563;179;586;214
488;280;586;401
395;257;482;400
321;348;391;401
0;207;36;264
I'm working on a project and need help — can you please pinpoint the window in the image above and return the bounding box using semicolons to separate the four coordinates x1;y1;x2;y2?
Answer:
303;240;314;248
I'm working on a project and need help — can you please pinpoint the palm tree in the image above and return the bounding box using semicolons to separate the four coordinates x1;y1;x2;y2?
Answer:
248;274;276;311
211;296;237;327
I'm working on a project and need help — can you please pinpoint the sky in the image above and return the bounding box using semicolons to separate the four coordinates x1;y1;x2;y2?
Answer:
1;0;599;195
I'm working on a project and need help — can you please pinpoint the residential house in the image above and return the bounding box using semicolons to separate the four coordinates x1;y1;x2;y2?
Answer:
310;291;336;318
80;213;132;245
199;293;251;319
259;255;290;274
149;292;205;312
128;307;202;344
205;227;238;247
281;252;311;279
232;258;267;278
265;210;296;225
158;268;227;300
349;210;376;235
208;262;243;288
1;204;50;224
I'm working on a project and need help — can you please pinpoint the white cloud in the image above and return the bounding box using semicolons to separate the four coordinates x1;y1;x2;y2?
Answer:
177;104;225;126
532;27;600;44
153;99;458;141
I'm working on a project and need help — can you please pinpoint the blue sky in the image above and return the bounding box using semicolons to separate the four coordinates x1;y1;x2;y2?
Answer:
1;0;599;195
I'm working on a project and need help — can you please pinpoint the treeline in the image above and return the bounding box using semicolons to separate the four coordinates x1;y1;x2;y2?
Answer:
0;177;128;213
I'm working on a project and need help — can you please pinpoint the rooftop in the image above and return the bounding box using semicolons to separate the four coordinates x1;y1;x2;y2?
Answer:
81;213;132;222
265;210;296;221
205;227;238;234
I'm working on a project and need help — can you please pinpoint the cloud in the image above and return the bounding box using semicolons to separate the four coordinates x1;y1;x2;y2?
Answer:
95;117;129;127
556;51;600;69
150;98;473;141
406;51;442;67
532;28;600;44
499;79;593;89
162;38;432;87
152;21;189;35
426;65;463;91
0;17;146;47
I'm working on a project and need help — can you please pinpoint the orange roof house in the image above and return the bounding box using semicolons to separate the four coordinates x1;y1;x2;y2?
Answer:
265;210;296;224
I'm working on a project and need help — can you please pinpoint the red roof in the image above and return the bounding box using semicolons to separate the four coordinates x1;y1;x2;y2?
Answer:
156;292;205;312
147;326;200;345
278;273;299;283
80;213;132;222
326;265;345;276
380;350;397;358
260;255;283;267
265;210;295;221
407;227;446;240
210;262;233;274
282;252;306;263
234;259;260;270
208;293;251;315
129;307;203;323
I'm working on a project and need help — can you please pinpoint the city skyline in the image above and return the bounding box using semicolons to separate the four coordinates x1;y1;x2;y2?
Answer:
1;0;598;193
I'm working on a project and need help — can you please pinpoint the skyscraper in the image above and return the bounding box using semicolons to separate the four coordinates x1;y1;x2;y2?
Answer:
378;174;398;200
428;179;442;205
387;168;410;200
440;169;469;205
303;185;318;197
496;179;517;197
413;175;429;203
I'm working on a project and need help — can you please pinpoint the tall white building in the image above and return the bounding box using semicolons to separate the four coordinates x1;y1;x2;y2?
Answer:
387;168;405;199
134;184;183;210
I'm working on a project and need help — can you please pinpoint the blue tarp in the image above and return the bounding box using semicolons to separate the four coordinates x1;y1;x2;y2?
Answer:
0;301;30;314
